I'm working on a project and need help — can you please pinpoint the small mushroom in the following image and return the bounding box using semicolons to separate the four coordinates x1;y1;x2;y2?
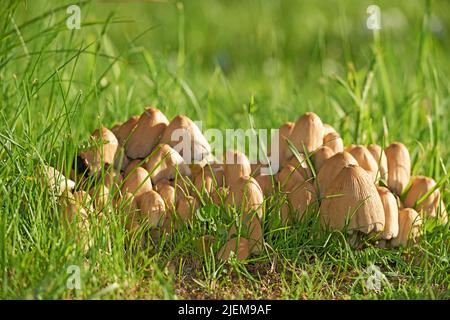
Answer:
155;180;176;231
377;186;399;240
323;123;337;136
254;174;276;197
391;208;422;247
111;115;139;146
316;151;358;196
322;131;344;154
217;237;250;261
287;112;324;158
193;164;224;198
144;144;191;184
113;147;131;172
79;127;119;174
225;176;264;254
136;190;166;228
312;146;335;172
42;165;75;195
160;115;211;164
345;145;379;182
404;176;441;219
125;108;169;159
277;164;316;223
275;121;295;167
223;150;252;185
385;142;411;196
175;194;199;225
121;167;152;197
124;159;144;178
367;144;388;182
320;165;385;234
285;153;313;180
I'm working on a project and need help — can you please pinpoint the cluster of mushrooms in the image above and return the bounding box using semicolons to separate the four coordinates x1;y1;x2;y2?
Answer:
42;108;448;261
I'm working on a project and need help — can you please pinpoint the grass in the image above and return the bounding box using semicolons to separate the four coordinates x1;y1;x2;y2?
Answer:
0;0;449;299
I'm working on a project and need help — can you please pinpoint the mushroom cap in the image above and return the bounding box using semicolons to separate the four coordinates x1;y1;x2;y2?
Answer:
276;121;295;167
115;192;140;232
322;123;337;136
385;142;411;195
222;150;252;185
121;167;153;197
136;190;166;227
254;174;276;197
112;115;139;146
225;176;264;253
312;146;335;172
345;145;379;182
193;164;224;198
42;165;75;195
377;186;399;240
144;144;191;184
391;208;422;247
125;108;169;159
79;127;118;173
175;194;199;225
217;237;250;261
113;147;130;172
320;165;385;234
322;131;344;154
287;112;324;157
154;180;176;232
277;164;316;223
404;176;440;219
367;144;388;182
316;151;358;196
89;184;110;212
160;115;211;164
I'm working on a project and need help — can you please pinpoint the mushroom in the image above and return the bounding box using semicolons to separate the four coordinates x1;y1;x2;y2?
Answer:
323;123;337;136
155;180;176;231
217;237;250;261
175;194;199;225
89;184;110;212
136;190;166;228
42;165;75;196
144;144;191;184
60;191;93;231
160;115;211;164
222;150;252;185
377;186;399;240
312;146;334;172
367;144;388;182
193;164;224;199
113;147;130;172
287;112;324;158
385;142;411;196
345;145;379;182
277;164;316;223
79;127;119;174
254;174;276;197
316;151;358;196
225;176;264;254
391;208;422;247
404;176;441;219
115;192;140;233
121;167;152;197
111;115;139;146
124;159;144;178
323;131;344;154
125;108;169;159
285;153;313;180
275;121;295;167
320;165;385;234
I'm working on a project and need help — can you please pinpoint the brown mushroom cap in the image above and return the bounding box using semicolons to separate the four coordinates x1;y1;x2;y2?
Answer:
316;151;358;196
160;115;211;164
277;164;316;223
175;194;199;225
42;165;75;195
112;115;139;146
391;208;422;247
79;127;119;173
121;167;152;197
312;146;335;172
404;176;441;219
113;147;130;172
323;131;344;154
89;184;110;212
287;112;324;157
385;142;411;195
285;152;313;180
144;144;191;184
377;186;399;240
323;123;337;136
125;108;169;159
345;145;379;182
193;164;224;198
124;159;143;178
225;176;264;254
222;150;252;185
367;144;388;182
276;122;295;167
217;237;250;261
254;174;276;197
320;165;385;234
136;190;166;228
